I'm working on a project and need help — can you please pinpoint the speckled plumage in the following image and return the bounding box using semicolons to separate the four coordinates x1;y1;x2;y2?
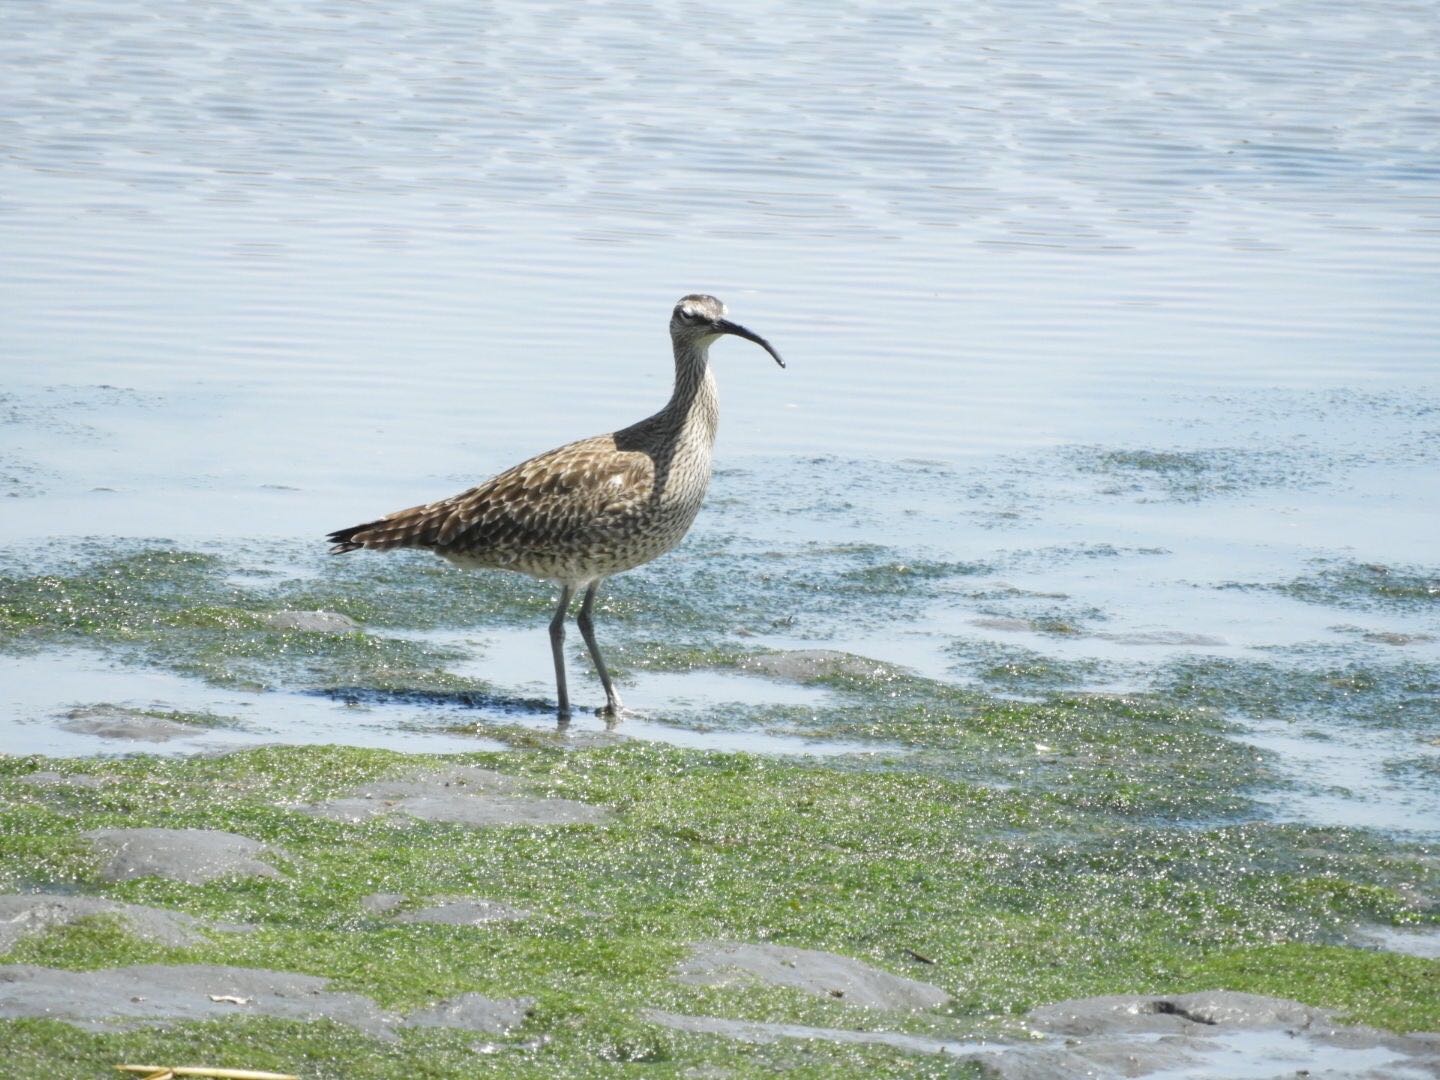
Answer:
327;294;783;718
328;374;718;583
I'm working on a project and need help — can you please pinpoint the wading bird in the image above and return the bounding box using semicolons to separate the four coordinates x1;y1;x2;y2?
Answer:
327;294;784;719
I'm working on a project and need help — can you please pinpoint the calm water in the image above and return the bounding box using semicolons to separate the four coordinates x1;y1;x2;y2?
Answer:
1;1;1437;827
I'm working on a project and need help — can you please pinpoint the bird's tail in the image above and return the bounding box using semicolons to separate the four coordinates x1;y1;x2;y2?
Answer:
326;516;420;554
326;501;450;554
326;520;386;554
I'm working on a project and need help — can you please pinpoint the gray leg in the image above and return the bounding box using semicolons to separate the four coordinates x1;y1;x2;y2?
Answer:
549;584;574;719
577;580;623;717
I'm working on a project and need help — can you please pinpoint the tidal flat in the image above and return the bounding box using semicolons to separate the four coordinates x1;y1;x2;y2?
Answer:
0;541;1437;1077
5;0;1440;1071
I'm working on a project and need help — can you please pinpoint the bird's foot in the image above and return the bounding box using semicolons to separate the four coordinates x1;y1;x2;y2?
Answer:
597;700;624;729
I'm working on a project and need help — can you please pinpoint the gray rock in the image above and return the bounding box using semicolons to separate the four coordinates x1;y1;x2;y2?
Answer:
1026;989;1326;1036
0;894;248;952
674;942;949;1011
1015;993;1440;1078
739;650;902;684
260;610;361;633
393;898;530;926
84;828;284;884
646;992;1440;1078
58;705;207;742
0;963;536;1042
359;892;407;914
298;766;610;828
403;992;534;1034
984;1025;1440;1080
0;964;399;1038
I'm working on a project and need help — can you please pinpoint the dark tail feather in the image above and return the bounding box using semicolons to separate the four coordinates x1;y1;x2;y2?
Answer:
327;520;382;554
328;497;453;554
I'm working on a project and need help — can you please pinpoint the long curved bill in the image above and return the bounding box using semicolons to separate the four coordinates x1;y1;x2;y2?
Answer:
716;318;785;368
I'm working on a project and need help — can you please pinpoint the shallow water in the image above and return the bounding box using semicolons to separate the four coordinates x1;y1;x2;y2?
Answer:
1140;1028;1428;1080
1;1;1437;833
0;649;508;757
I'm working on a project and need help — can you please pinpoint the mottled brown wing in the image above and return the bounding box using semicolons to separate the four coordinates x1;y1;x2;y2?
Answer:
327;435;658;555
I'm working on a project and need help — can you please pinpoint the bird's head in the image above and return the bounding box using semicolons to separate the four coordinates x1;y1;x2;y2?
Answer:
670;294;785;368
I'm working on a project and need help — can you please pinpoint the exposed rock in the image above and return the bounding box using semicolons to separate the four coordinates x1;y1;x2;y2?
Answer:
58;705;208;742
739;650;902;684
648;991;1440;1078
674;942;949;1011
296;765;610;828
0;964;398;1037
84;828;285;884
992;990;1440;1079
359;892;407;914
0;963;534;1039
403;992;534;1034
260;610;362;633
0;894;249;952
1026;990;1322;1035
393;898;530;926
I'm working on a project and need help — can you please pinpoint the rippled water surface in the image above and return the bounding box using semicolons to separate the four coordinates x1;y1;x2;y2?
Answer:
2;1;1437;831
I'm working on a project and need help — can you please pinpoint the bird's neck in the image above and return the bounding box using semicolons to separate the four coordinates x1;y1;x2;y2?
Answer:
663;339;719;446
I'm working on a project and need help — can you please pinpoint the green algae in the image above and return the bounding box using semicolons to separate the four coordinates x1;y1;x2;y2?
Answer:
1069;446;1311;502
1;743;1434;1079
626;539;989;636
1272;559;1440;611
524;638;1274;821
675;665;1265;820
1386;755;1440;783
543;633;1263;821
0;548;495;693
1182;945;1440;1034
0;1016;987;1079
605;640;756;682
1;541;1436;1074
0;540;983;692
1160;654;1440;733
0;542;1409;827
70;704;245;731
945;639;1106;692
130;707;239;729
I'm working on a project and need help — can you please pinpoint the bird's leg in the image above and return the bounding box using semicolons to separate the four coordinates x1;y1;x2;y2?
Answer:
577;580;623;718
549;584;574;721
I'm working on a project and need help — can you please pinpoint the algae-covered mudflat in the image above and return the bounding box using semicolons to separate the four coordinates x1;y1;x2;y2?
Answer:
1;736;1438;1076
1;535;1438;1076
3;338;1439;1078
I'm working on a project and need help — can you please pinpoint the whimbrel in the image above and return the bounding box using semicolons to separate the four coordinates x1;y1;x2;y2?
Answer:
327;294;784;719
